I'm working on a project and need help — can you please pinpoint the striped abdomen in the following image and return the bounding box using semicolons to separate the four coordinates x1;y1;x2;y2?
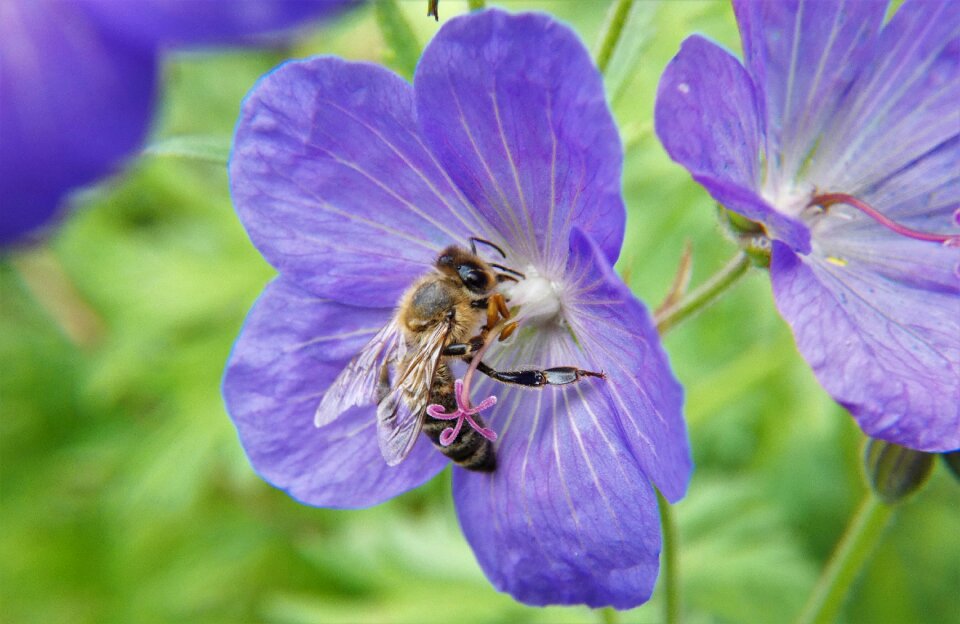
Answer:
422;363;496;472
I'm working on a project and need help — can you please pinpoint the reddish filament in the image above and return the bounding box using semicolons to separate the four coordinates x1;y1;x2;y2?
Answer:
812;193;959;247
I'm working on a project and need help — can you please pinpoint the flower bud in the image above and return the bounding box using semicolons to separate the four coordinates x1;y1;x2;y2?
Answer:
864;438;935;504
942;450;960;483
717;207;771;267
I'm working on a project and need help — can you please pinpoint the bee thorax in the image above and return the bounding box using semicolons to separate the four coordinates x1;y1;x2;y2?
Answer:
409;280;456;319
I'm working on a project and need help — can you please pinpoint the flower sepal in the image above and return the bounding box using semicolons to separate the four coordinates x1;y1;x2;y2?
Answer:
718;206;772;268
942;451;960;483
864;438;935;504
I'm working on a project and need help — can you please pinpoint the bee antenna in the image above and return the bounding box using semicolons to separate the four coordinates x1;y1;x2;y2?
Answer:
490;263;525;279
469;237;507;259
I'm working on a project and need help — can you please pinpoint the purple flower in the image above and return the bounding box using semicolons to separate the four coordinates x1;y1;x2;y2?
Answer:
0;0;354;246
224;9;691;608
655;0;960;452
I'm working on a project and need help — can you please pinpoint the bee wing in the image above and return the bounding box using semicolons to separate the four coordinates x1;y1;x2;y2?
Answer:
376;319;450;466
314;319;406;428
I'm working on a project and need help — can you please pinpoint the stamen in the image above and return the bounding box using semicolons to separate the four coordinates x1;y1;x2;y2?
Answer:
426;379;497;446
812;193;959;247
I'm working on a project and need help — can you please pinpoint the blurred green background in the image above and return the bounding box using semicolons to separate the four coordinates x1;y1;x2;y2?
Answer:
2;2;957;623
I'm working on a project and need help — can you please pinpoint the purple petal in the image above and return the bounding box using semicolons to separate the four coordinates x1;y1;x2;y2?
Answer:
452;329;661;608
770;242;960;452
223;277;447;507
0;0;155;245
823;135;958;243
732;0;885;183
809;0;959;199
414;9;625;270
230;57;485;305
564;228;691;502
655;35;811;253
451;229;689;607
77;0;356;47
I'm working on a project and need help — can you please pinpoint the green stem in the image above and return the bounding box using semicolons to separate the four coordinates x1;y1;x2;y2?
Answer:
597;606;620;624
594;0;634;74
467;0;486;10
655;252;751;335
657;490;681;624
374;0;421;78
795;495;895;624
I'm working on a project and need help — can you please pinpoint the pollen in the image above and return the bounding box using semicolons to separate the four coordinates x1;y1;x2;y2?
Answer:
499;266;563;327
825;256;848;267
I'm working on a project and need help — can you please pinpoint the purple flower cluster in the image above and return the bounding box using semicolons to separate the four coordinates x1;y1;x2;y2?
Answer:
656;0;960;452
224;10;691;607
0;0;354;245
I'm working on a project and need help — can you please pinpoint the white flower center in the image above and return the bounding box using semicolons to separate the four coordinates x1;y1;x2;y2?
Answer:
760;179;815;219
498;265;564;328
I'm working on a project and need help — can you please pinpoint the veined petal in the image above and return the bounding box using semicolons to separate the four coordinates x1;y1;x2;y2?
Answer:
810;0;960;197
0;0;155;245
415;9;625;271
451;229;687;607
230;57;485;306
77;0;356;47
223;277;447;508
565;228;691;502
817;134;959;242
453;328;661;608
732;0;885;185
771;242;960;452
655;35;811;253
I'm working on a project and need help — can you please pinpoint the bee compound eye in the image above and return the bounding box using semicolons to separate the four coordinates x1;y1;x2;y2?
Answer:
459;266;486;290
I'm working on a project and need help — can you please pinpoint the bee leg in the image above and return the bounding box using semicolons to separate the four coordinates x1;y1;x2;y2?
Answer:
442;336;485;357
448;295;513;357
485;293;510;331
475;361;605;387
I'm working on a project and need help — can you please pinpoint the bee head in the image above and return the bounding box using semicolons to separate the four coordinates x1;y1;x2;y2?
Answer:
436;246;494;294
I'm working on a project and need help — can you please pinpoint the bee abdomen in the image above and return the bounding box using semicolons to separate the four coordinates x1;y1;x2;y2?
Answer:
424;376;496;472
422;416;496;472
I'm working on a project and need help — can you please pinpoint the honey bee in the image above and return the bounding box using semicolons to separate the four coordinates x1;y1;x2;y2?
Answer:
316;238;604;472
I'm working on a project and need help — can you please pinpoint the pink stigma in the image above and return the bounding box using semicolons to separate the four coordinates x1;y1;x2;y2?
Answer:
426;379;498;447
812;193;959;247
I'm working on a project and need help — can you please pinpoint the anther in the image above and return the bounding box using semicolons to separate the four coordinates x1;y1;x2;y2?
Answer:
811;193;959;247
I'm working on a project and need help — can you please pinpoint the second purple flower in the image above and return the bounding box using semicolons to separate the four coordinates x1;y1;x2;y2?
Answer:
655;0;959;452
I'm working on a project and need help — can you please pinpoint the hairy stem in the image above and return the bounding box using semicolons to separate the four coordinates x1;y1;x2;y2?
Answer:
795;495;894;624
657;489;681;624
655;252;752;334
10;246;104;348
461;330;497;406
594;0;634;74
654;241;693;317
